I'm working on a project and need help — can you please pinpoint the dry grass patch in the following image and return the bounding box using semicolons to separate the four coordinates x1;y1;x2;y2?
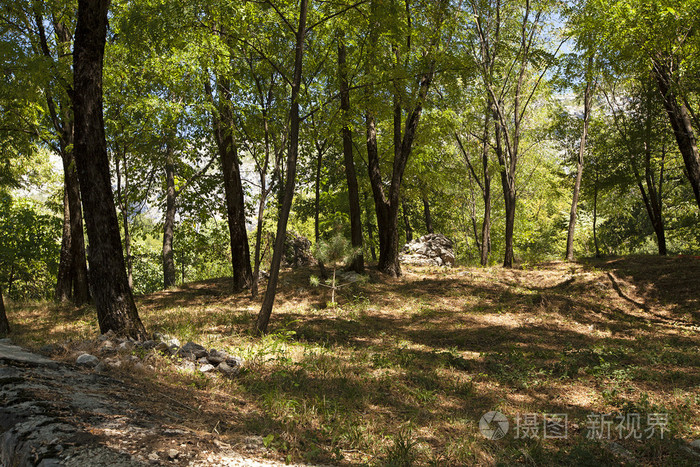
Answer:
5;256;700;465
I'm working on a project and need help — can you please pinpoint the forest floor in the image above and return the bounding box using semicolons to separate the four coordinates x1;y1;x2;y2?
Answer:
6;255;700;466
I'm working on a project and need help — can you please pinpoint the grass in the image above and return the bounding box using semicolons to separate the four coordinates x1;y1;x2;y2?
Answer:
5;255;700;465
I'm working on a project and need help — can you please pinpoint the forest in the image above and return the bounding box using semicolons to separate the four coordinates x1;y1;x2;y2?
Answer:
0;0;699;465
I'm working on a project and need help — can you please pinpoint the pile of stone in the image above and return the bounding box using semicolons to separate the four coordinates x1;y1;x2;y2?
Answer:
60;331;243;378
400;233;456;267
283;231;315;267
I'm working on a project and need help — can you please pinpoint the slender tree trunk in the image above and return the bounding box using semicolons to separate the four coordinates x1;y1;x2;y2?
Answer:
653;63;700;211
422;196;433;234
162;147;177;289
402;199;413;242
56;188;73;301
364;191;377;261
115;151;133;289
63;147;90;305
214;76;253;291
0;286;9;337
314;144;323;243
338;36;364;273
502;183;516;268
314;143;328;278
566;75;592;261
251;188;265;298
593;170;600;258
73;0;146;339
256;0;308;334
480;127;492;267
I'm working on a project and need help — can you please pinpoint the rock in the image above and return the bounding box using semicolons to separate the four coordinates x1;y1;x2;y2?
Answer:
141;340;158;350
98;330;115;342
217;361;240;377
134;362;145;372
99;340;116;354
691;439;700;449
148;452;159;462
179;341;207;359
336;271;362;283
75;354;99;368
178;361;196;373
199;364;216;373
166;338;181;348
400;233;455;267
154;342;169;353
197;357;209;364
94;361;107;372
283;231;314;267
207;349;228;365
167;449;179;460
118;341;134;351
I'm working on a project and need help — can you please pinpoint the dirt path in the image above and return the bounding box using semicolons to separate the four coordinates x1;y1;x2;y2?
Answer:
0;340;311;466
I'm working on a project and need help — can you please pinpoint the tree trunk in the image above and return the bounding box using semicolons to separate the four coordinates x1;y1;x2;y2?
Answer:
402;199;413;242
593;170;600;258
63;148;90;305
338;36;364;273
213;76;253;291
115;151;133;289
566;75;592;262
55;188;73;302
0;285;9;337
255;0;308;334
502;179;516;268
653;63;700;211
162;148;177;289
480;107;492;266
364;191;377;261
72;0;146;339
422;196;433;234
314;144;323;243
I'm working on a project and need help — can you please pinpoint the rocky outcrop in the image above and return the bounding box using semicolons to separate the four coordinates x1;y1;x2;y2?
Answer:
400;234;455;267
283;232;314;267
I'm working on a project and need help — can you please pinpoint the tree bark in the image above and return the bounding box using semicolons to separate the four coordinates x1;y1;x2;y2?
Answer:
653;62;700;211
73;0;146;339
255;0;308;334
55;188;73;301
338;36;364;273
0;285;9;337
212;75;253;291
162;147;177;289
402;199;413;242
566;74;592;261
422;196;433;234
502;183;516;268
115;149;133;289
593;169;600;258
364;191;377;261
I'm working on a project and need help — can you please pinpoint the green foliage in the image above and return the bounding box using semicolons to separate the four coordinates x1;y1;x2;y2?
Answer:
0;193;60;300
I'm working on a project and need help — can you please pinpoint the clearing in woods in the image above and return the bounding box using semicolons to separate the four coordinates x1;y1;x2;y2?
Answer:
7;256;700;465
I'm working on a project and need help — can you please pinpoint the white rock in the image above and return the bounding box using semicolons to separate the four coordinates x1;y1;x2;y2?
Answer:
76;354;99;367
199;364;216;373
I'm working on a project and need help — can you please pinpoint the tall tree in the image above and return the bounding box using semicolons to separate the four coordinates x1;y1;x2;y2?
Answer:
0;286;8;336
72;0;146;339
364;0;451;276
565;56;594;261
256;0;309;334
338;33;364;273
471;0;560;267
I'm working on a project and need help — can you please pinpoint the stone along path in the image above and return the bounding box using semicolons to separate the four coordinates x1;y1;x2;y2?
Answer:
0;340;313;466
